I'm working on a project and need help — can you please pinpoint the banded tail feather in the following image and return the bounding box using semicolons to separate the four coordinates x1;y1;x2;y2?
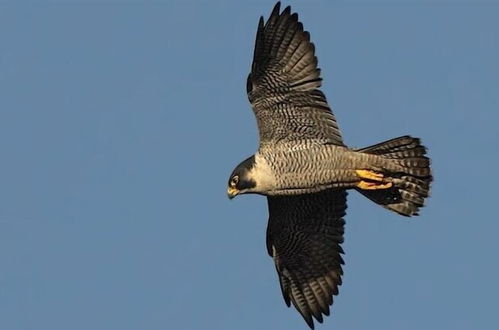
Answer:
358;136;432;216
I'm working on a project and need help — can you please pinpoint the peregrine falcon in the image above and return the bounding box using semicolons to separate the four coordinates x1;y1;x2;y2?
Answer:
227;2;432;329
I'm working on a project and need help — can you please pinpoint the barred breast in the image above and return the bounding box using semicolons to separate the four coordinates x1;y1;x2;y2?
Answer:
258;143;374;195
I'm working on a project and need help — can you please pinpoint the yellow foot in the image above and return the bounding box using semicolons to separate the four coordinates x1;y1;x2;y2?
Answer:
356;169;384;181
357;181;393;190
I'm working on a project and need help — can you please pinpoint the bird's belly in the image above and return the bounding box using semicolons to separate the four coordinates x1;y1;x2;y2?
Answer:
263;146;362;195
271;169;358;194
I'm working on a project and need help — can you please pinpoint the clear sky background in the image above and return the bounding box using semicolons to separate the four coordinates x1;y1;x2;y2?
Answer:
0;1;498;329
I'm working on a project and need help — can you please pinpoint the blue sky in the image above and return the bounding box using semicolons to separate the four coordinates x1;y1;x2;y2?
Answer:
1;1;498;329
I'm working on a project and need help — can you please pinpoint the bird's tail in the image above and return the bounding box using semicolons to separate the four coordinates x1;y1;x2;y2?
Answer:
356;136;432;216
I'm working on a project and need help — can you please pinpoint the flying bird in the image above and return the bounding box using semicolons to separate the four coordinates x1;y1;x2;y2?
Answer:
227;2;432;328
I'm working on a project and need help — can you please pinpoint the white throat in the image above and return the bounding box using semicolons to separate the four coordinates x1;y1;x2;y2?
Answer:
248;153;276;193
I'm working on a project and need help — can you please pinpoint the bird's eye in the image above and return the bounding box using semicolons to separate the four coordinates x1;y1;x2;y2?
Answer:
230;176;239;187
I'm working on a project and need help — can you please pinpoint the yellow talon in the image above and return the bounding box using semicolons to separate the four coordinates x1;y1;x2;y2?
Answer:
357;181;393;190
356;169;384;181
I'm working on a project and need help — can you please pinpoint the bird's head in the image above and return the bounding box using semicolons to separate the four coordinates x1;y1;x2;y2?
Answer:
227;155;257;199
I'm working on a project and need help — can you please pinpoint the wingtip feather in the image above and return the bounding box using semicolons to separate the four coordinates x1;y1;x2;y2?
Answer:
270;2;281;19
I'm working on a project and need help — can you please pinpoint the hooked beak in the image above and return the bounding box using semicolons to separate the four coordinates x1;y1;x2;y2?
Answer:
227;187;239;199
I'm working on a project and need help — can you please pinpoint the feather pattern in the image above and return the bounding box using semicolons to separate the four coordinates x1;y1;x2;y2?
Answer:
248;2;343;146
266;189;347;329
231;2;433;329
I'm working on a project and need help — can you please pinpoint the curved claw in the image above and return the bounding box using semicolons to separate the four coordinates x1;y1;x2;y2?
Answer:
357;180;393;190
356;169;393;190
356;169;384;181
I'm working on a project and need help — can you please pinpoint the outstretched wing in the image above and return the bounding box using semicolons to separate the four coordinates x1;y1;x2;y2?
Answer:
266;189;347;329
247;2;343;147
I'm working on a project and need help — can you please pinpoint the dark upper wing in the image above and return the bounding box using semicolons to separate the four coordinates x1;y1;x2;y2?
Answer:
247;2;343;146
266;189;347;329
